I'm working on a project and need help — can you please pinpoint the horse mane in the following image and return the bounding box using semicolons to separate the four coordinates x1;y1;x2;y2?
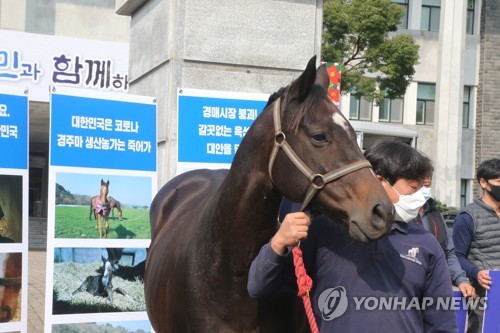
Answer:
266;84;327;134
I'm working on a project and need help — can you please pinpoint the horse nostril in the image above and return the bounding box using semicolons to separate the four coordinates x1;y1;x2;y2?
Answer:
372;203;394;230
0;306;11;322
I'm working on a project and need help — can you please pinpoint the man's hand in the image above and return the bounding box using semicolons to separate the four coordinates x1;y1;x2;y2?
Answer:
477;270;492;290
270;212;311;255
458;282;476;298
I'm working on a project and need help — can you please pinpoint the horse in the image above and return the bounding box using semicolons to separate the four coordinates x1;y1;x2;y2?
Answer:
145;56;394;332
92;180;110;239
0;253;22;322
90;196;123;221
72;253;135;306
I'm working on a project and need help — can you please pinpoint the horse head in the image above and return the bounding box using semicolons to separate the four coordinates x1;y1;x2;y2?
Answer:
100;179;109;199
269;56;394;242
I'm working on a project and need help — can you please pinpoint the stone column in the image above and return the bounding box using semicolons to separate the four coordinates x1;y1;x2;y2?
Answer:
433;0;467;207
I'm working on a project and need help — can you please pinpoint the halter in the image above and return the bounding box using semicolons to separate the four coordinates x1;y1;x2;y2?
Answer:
0;277;21;287
268;98;372;211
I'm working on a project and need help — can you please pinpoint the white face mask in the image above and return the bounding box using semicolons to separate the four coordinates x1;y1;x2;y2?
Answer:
420;186;432;201
386;180;426;223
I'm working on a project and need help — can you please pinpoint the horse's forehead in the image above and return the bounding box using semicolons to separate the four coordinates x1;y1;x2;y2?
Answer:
331;112;349;131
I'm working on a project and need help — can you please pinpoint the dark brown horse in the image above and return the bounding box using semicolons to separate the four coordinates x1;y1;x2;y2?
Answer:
91;180;110;239
0;253;22;322
90;196;123;221
145;56;394;332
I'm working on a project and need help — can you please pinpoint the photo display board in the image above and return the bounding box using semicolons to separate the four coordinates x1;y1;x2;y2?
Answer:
45;86;156;333
0;86;29;333
177;88;269;174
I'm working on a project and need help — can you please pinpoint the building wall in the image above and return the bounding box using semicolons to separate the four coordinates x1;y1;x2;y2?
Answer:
124;0;324;185
0;0;130;42
474;0;500;198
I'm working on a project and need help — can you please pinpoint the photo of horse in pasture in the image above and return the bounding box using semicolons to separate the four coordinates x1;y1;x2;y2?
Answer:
0;252;22;322
54;173;152;239
0;175;23;243
52;247;146;314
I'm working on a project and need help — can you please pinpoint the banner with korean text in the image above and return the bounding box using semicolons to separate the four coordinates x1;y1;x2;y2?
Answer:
177;88;269;174
0;86;29;333
45;86;156;333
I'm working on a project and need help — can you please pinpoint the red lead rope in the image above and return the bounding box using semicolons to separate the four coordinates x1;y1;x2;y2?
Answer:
292;245;319;333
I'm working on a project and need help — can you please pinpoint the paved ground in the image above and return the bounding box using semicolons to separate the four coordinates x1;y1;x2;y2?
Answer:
28;250;46;333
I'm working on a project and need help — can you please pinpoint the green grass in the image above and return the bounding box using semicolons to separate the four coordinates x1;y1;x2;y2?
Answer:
55;205;151;239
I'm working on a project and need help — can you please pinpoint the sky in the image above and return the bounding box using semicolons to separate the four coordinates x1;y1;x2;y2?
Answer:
56;172;152;207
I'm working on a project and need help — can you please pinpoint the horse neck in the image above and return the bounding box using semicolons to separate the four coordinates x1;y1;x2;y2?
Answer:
207;109;282;271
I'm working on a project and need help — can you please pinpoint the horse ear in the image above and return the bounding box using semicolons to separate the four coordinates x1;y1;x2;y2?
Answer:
290;55;317;102
315;63;330;92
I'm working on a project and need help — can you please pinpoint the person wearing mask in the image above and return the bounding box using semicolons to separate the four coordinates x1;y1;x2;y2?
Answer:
453;158;500;333
248;140;457;332
416;176;475;298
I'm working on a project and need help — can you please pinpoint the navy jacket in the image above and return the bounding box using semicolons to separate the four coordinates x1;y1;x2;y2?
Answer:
248;215;457;333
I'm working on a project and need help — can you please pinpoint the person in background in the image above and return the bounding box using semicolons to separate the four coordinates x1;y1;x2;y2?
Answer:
248;140;457;333
416;175;475;298
453;158;500;333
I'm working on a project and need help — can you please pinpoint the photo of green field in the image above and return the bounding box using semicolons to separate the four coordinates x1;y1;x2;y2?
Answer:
54;173;152;239
55;205;150;239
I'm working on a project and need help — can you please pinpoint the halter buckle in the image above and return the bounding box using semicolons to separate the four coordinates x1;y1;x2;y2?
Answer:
311;174;325;189
275;131;286;146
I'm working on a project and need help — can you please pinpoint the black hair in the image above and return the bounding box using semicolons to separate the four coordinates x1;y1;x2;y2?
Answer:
364;140;433;185
476;158;500;183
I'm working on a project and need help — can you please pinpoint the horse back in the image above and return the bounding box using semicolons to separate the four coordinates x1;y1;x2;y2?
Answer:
149;169;228;241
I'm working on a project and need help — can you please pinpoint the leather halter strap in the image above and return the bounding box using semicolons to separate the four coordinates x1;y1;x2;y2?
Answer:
0;277;21;287
268;98;372;211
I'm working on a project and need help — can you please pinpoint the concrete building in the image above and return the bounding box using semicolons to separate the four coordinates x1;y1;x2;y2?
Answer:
339;0;483;209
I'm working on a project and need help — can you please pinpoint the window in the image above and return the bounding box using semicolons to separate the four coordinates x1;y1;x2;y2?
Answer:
466;0;475;34
416;83;435;125
393;0;409;29
463;86;471;128
379;97;404;123
349;94;372;121
460;179;468;208
421;0;441;32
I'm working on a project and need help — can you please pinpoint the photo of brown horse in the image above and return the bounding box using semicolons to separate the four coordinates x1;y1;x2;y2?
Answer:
0;175;22;243
91;179;110;239
0;252;22;322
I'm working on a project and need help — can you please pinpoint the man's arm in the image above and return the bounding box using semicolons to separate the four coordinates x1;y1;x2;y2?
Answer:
247;242;296;299
452;213;480;281
247;212;312;299
444;228;469;285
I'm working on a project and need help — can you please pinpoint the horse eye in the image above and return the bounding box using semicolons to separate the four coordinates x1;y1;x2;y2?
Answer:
311;133;328;144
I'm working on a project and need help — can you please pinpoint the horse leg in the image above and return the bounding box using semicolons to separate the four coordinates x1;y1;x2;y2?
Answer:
97;215;103;239
105;217;109;238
